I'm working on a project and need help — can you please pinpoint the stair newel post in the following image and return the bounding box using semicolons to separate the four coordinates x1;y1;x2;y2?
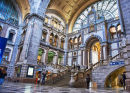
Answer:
108;55;112;62
69;68;76;87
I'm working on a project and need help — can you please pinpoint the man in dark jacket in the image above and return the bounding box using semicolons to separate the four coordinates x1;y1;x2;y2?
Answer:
86;74;90;89
122;72;126;90
41;72;46;85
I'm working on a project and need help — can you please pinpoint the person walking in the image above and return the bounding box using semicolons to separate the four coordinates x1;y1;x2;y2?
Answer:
41;72;46;85
86;74;90;89
37;73;41;85
122;72;126;90
0;68;7;85
77;64;80;70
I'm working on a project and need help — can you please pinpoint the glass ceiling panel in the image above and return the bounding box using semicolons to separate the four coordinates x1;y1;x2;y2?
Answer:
72;0;119;32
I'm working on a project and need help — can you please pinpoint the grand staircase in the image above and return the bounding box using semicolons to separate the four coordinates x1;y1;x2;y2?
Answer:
74;52;125;88
45;73;71;87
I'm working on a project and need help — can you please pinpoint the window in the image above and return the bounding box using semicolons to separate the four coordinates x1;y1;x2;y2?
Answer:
73;0;119;32
109;27;116;39
117;25;122;38
54;35;58;46
49;33;54;45
69;39;73;49
8;33;14;41
2;52;9;61
42;33;46;42
60;39;64;49
78;36;81;48
0;0;18;25
74;38;78;49
21;31;26;42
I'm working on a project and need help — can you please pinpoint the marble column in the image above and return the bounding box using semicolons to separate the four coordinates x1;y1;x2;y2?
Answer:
64;24;68;65
101;45;104;60
81;50;83;66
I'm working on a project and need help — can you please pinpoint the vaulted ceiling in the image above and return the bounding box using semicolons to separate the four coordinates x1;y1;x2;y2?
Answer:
47;0;98;24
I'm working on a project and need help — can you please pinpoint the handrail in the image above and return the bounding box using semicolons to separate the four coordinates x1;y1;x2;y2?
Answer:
111;52;122;61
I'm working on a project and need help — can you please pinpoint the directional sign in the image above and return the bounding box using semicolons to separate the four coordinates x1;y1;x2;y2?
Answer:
0;37;7;65
109;61;124;66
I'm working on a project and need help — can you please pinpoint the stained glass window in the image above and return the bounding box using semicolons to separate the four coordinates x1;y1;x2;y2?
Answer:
0;0;18;25
73;0;119;32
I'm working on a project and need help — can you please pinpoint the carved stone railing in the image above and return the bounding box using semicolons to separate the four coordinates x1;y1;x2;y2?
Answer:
111;52;122;62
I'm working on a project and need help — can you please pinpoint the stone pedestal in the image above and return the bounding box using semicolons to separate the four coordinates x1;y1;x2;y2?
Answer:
69;69;75;87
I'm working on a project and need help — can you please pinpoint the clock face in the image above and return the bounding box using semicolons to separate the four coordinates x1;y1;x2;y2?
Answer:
89;14;95;23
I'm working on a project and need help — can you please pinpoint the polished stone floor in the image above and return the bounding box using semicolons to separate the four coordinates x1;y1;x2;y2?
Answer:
0;82;129;93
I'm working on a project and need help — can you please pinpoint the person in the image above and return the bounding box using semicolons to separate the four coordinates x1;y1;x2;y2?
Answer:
122;72;126;90
41;72;46;85
37;73;41;85
77;64;80;70
72;64;75;69
35;71;39;84
85;65;88;70
0;68;7;85
86;74;90;89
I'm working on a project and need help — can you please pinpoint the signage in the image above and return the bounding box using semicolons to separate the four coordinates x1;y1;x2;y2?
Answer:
109;61;124;66
27;67;34;76
0;37;7;65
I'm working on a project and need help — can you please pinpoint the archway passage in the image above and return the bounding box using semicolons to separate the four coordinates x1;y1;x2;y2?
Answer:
91;42;101;64
105;67;125;88
85;35;102;67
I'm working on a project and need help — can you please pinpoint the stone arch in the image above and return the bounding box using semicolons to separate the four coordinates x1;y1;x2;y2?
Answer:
85;34;102;47
104;65;125;88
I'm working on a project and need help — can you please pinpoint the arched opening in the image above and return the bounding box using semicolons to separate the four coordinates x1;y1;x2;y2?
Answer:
68;38;73;50
74;37;78;49
54;35;58;47
91;42;101;64
117;25;123;38
47;51;55;63
49;33;54;45
105;67;125;88
85;35;102;67
109;26;116;39
58;55;63;65
78;36;81;48
60;38;64;49
37;49;44;62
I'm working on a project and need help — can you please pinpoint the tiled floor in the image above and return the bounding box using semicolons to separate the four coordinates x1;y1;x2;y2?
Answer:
0;82;129;93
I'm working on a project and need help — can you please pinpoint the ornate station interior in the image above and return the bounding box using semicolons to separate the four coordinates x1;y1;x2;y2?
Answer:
0;0;130;91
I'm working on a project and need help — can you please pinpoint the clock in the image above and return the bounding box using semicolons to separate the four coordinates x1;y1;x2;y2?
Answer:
89;14;95;24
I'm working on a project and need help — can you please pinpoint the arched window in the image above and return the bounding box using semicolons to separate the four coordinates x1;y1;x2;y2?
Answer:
117;25;122;38
54;35;58;46
42;32;46;42
60;38;64;49
74;37;78;49
69;39;73;49
49;33;54;45
78;36;81;48
0;26;2;36
0;0;19;25
37;49;44;62
73;0;119;32
21;31;26;42
109;26;116;39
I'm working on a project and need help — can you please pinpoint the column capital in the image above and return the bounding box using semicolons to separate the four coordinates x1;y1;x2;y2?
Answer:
28;13;45;21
